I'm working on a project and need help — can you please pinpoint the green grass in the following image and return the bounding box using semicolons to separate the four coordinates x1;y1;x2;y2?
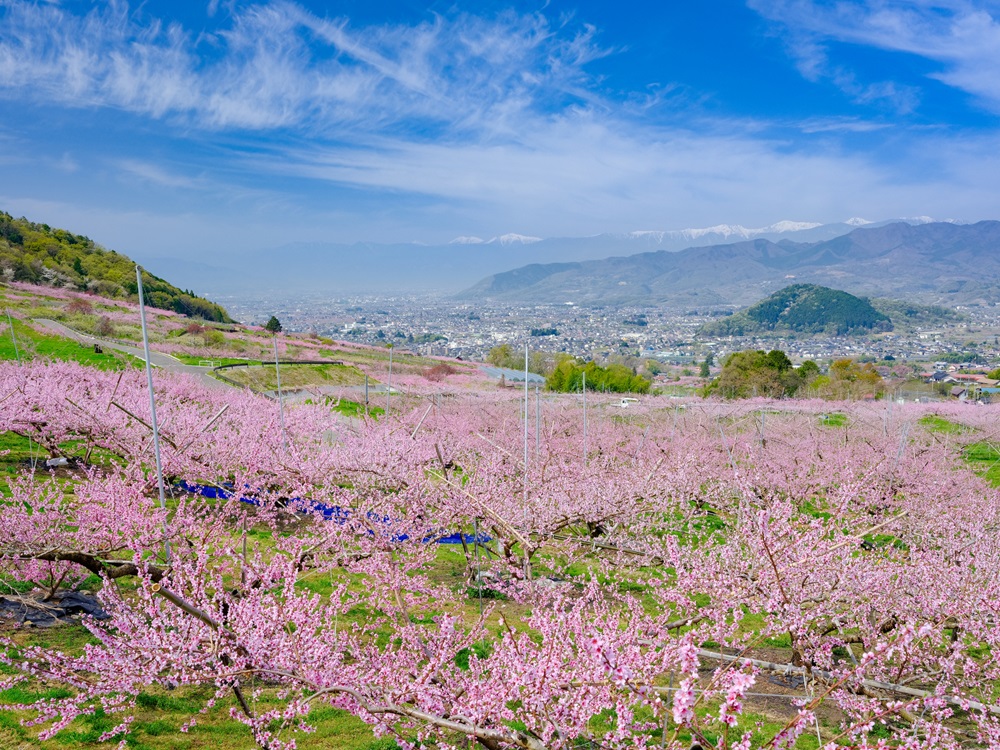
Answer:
818;412;847;427
0;686;74;704
965;441;1000;486
0;431;127;492
0;318;130;370
329;399;384;419
919;414;972;434
0;431;44;492
0;681;391;750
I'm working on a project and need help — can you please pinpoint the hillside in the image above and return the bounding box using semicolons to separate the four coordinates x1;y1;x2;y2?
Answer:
698;284;892;336
870;298;963;330
459;221;1000;307
0;210;231;322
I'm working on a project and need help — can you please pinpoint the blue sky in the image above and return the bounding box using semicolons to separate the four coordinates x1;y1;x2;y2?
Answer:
2;0;1000;264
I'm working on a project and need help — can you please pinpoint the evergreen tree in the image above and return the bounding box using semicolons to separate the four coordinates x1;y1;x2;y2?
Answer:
265;316;282;333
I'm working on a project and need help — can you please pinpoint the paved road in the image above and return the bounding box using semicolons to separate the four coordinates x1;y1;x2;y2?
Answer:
35;319;231;390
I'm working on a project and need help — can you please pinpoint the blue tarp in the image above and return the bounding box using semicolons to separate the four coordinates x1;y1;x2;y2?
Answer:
175;480;491;545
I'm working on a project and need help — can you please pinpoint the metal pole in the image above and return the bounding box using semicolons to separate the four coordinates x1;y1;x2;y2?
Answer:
273;334;287;451
535;384;540;458
473;517;483;616
523;344;529;527
136;266;170;563
5;309;20;363
6;309;36;472
582;370;587;465
524;343;529;478
386;346;393;414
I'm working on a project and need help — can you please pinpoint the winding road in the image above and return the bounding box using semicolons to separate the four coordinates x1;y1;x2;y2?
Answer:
34;319;230;390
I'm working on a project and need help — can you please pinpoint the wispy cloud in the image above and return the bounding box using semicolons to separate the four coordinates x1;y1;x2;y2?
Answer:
117;159;204;189
248;115;1000;237
0;1;613;136
749;0;1000;112
795;116;895;133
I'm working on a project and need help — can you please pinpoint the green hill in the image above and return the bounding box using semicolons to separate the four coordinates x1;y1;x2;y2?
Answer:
699;284;892;337
0;210;231;322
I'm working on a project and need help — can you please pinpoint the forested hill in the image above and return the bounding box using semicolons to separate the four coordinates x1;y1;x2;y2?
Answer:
0;210;231;322
699;284;892;336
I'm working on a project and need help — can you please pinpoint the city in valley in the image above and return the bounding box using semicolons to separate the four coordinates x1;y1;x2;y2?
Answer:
222;290;1000;394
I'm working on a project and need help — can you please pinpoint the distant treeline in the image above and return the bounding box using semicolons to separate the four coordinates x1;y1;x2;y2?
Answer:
0;210;231;322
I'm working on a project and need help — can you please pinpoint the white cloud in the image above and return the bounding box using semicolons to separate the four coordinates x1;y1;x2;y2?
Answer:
243;112;1000;238
0;1;613;135
749;0;1000;112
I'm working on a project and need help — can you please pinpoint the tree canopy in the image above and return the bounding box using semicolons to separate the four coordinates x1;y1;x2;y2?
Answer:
706;349;883;400
706;349;814;399
546;357;650;394
808;358;885;400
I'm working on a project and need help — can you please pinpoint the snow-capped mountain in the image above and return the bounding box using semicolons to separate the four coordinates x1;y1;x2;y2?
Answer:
626;220;823;244
449;233;542;246
449;219;947;252
488;233;542;246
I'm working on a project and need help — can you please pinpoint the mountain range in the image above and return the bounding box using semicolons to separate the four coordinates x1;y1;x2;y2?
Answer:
154;217;950;297
459;220;1000;308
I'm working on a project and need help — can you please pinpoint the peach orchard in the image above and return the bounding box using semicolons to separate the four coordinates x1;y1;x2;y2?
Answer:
2;360;1000;749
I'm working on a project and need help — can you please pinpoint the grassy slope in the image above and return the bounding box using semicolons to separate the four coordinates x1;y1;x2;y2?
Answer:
0;211;231;323
218;363;370;390
0;316;131;370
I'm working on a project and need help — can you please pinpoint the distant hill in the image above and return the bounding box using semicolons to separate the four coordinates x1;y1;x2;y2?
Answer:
0;211;231;322
698;284;891;336
459;221;1000;307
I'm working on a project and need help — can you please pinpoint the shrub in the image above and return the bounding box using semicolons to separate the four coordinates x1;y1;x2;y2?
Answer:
65;298;93;315
424;363;457;382
94;316;114;337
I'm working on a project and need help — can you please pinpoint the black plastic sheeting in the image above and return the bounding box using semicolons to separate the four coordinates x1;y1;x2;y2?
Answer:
0;591;110;627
